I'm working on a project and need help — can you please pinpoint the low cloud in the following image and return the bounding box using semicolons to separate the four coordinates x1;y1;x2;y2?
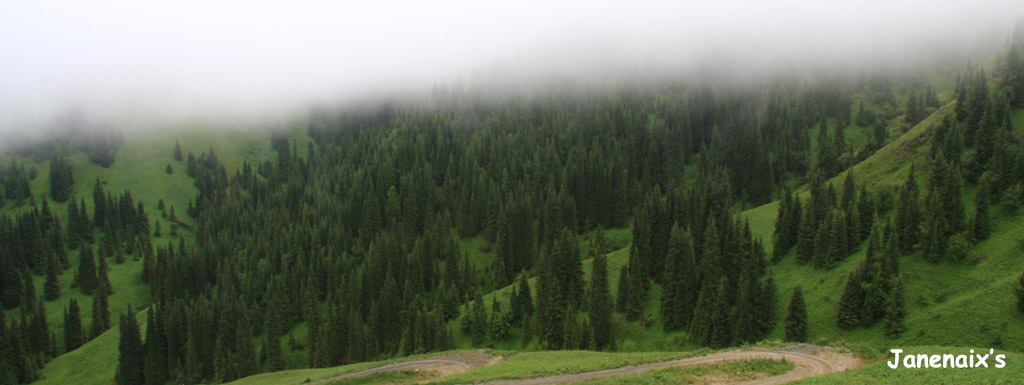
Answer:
1;0;1022;134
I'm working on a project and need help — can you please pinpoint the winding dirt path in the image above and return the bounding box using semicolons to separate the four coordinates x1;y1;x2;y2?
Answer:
313;345;855;384
486;348;840;385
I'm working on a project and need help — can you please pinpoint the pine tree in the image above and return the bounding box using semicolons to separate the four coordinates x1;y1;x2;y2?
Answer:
78;245;98;295
709;277;732;348
97;252;113;294
588;248;613;350
116;304;145;385
49;156;74;203
144;306;168;385
91;285;110;339
511;271;533;326
615;263;630;313
894;165;920;255
688;281;716;347
885;278;907;339
490;297;510;340
63;298;86;352
173;139;183;161
784;286;808;342
972;189;992;241
93;179;106;228
661;224;696;331
43;253;61;301
733;272;762;345
837;271;864;329
758;272;778;336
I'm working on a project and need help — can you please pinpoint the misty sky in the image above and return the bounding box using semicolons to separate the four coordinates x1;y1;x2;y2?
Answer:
1;0;1023;131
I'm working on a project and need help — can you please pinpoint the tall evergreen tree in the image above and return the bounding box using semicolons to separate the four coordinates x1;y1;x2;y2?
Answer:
837;271;864;329
173;139;183;162
615;263;630;313
43;254;61;301
733;271;762;345
144;306;168;385
758;272;778;336
78;245;98;295
661;224;696;331
116;304;145;385
63;299;86;352
894;165;920;255
784;286;808;342
588;248;613;350
91;285;110;339
885;278;907;339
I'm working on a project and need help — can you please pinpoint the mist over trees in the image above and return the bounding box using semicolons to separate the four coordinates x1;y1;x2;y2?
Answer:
0;16;1023;385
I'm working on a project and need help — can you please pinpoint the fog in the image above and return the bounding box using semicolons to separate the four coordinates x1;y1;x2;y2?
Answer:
1;0;1023;134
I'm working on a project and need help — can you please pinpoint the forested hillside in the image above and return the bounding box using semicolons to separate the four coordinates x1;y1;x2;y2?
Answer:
2;30;1024;385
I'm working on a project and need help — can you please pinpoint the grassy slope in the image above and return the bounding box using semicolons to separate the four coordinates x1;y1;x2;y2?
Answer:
743;104;1024;352
33;309;147;385
2;122;278;385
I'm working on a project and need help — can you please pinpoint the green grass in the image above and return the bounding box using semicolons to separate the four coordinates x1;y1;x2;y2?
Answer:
564;358;793;385
741;102;1024;352
795;347;1024;384
428;350;704;384
34;309;146;385
324;370;433;385
226;350;489;385
1;122;287;385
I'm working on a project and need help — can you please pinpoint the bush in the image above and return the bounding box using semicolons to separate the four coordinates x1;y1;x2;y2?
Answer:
947;233;972;262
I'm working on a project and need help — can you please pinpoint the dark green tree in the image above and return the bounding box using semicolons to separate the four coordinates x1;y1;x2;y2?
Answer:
837;271;864;329
784;286;807;342
661;224;696;331
588;248;613;350
615;263;630;313
91;285;110;339
43;253;61;301
894;165;920;255
63;299;86;352
78;245;98;295
173;139;183;161
144;306;168;385
885;278;907;339
116;304;145;385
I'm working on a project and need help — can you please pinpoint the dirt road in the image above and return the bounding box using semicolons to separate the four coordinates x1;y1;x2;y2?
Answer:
314;345;854;384
487;348;839;385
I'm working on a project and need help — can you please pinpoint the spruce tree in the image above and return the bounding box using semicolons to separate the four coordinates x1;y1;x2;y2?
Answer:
885;278;907;339
173;139;183;161
63;298;85;352
758;272;778;336
661;224;696;331
116;304;145;385
615;263;630;313
91;285;110;339
511;271;533;326
784;286;808;342
588;248;613;350
144;307;168;385
709;277;732;348
43;253;61;301
972;190;992;241
688;282;716;346
733;272;762;345
894;165;920;255
78;245;98;295
837;271;864;329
